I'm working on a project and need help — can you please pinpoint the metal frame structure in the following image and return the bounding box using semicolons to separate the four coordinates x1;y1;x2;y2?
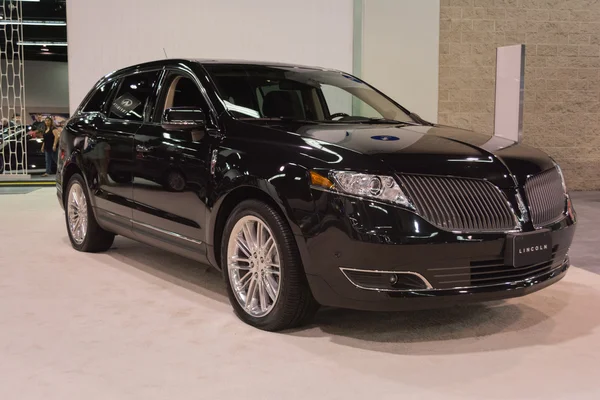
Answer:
1;0;28;175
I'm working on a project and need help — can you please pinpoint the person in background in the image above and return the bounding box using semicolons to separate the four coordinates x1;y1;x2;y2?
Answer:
31;114;45;133
12;113;22;126
40;117;60;177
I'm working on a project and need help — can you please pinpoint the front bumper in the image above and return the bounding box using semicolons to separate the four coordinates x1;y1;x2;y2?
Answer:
300;190;576;311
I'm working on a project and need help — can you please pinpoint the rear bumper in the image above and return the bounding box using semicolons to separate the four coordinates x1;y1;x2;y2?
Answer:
299;190;576;311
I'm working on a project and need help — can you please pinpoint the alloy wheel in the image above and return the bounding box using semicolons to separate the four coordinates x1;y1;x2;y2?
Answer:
67;181;88;245
227;215;281;317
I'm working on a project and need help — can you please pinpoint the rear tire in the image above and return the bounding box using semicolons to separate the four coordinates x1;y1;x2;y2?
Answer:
221;199;319;331
65;173;115;252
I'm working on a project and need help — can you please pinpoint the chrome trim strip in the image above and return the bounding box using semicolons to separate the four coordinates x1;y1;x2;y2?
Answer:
450;228;521;234
132;220;203;245
340;267;434;292
442;260;567;291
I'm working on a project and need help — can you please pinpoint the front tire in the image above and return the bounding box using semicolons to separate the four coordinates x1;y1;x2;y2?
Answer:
221;199;318;331
65;173;115;252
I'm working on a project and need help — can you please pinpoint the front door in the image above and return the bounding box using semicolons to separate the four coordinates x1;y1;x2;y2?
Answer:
131;71;216;252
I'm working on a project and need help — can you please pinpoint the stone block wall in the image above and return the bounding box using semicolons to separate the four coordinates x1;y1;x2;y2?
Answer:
439;0;600;190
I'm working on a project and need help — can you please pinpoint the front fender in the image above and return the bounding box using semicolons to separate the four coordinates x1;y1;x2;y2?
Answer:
207;161;319;243
204;159;322;271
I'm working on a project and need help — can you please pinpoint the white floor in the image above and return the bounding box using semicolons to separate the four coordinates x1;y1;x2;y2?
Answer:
1;188;600;400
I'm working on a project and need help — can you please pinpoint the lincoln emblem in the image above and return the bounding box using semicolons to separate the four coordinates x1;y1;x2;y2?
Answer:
518;244;548;254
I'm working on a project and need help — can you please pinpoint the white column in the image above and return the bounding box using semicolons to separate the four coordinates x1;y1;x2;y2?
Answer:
494;44;526;143
1;0;29;177
359;0;440;122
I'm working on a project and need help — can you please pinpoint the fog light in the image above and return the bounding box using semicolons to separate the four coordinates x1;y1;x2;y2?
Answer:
389;274;398;285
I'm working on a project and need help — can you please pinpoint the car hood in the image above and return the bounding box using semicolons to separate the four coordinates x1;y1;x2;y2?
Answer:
282;122;554;188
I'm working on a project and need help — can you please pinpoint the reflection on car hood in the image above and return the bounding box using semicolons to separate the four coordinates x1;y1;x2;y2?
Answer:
291;122;555;187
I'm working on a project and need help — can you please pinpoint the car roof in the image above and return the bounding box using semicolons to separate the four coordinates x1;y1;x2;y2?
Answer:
193;58;334;71
103;58;337;79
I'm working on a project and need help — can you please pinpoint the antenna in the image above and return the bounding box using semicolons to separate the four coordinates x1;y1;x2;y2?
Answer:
163;48;168;59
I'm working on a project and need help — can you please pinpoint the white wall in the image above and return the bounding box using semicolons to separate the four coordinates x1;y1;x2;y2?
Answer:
67;0;354;114
361;0;440;122
0;60;69;118
25;60;70;114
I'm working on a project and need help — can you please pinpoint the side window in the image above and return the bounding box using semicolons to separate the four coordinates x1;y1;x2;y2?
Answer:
109;71;161;121
161;75;208;114
82;81;113;113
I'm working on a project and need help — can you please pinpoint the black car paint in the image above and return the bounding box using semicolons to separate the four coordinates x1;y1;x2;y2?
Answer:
56;59;576;311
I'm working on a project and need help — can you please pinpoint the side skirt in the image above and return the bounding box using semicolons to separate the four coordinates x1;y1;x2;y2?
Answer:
95;208;211;265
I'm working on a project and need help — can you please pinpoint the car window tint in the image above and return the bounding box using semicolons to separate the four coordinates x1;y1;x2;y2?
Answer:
163;76;208;111
82;82;113;113
109;71;161;121
255;83;307;119
204;64;413;123
255;84;306;118
210;74;261;118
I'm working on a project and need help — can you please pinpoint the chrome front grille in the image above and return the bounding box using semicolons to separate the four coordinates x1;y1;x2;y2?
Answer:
398;174;517;232
525;168;566;228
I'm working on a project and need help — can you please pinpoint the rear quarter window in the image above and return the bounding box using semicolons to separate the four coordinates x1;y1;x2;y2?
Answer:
109;71;161;121
82;82;113;113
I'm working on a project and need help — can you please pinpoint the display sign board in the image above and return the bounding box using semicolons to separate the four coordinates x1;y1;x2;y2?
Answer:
494;44;525;143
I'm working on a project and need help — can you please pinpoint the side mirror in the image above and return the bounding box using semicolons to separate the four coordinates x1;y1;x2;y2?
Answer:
162;107;206;128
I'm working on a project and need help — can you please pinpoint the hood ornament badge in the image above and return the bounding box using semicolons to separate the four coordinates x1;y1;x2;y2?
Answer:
515;191;530;223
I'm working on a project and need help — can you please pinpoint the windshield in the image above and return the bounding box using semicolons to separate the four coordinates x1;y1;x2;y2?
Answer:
203;64;414;124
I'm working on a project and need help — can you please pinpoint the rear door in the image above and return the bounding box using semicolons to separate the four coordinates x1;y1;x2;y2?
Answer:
85;69;162;228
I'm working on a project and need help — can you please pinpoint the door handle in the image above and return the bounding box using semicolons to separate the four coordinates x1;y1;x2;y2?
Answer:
136;144;152;153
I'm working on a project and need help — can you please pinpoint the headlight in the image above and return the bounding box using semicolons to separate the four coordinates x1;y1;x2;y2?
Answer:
310;170;413;208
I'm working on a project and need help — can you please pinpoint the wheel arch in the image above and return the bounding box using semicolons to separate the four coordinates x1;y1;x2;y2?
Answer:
208;184;290;269
61;150;96;210
207;168;317;271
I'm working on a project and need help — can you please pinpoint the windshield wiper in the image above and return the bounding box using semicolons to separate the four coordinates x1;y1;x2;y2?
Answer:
242;116;417;125
241;117;317;123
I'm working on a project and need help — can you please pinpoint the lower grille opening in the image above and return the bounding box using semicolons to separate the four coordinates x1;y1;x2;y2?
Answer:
341;269;431;291
427;245;561;289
